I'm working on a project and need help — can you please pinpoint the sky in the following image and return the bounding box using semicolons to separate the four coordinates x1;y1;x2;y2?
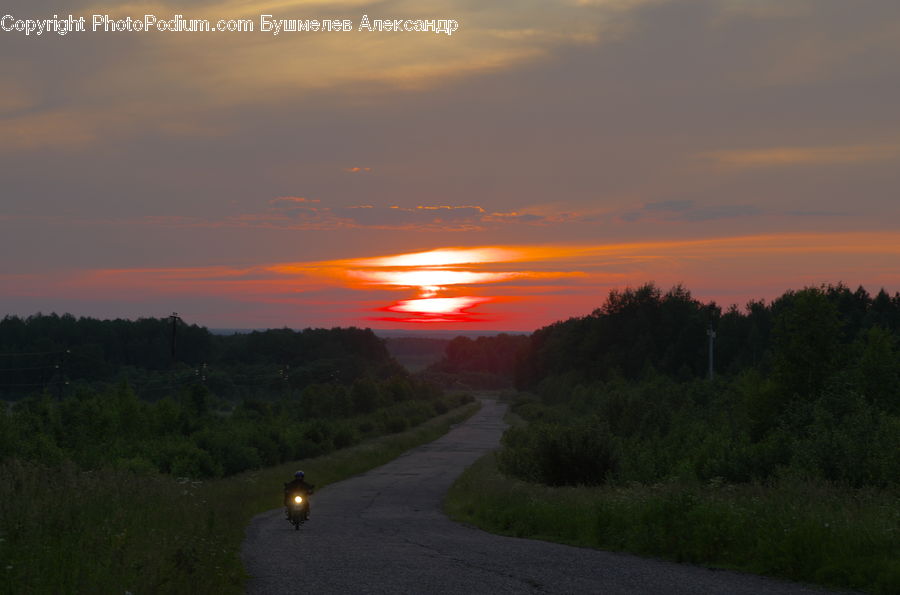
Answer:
1;0;899;331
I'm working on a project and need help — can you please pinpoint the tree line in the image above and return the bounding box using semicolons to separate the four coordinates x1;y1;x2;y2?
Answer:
430;283;900;489
0;315;469;478
0;314;404;400
424;333;529;388
516;282;900;389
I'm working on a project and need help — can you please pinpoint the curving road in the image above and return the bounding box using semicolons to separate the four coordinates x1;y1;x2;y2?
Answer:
241;399;850;594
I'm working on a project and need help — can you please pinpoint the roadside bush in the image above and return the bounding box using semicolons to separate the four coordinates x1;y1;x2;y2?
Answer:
498;419;619;486
301;420;334;451
384;415;409;433
447;391;476;408
148;437;222;478
2;366;459;481
169;444;222;478
114;455;158;475
790;392;900;487
509;395;563;423
331;422;359;449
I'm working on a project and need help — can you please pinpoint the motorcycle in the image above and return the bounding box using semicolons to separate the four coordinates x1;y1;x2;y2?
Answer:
285;492;311;530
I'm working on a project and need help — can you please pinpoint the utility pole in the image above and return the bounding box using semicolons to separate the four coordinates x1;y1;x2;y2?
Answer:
280;364;290;399
195;362;208;385
55;349;70;400
169;312;182;365
168;313;183;398
707;326;716;380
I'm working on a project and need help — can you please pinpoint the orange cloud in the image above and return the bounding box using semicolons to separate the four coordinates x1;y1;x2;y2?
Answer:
270;196;321;204
387;296;490;314
11;201;589;233
346;269;518;289
411;205;486;212
345;247;521;268
5;231;900;327
376;296;497;324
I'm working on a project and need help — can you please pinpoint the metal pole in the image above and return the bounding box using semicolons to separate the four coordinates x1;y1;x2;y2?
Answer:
707;327;716;380
169;312;181;364
169;313;182;399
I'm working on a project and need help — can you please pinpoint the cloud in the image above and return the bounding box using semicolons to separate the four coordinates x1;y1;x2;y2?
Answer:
270;196;321;205
0;201;572;233
710;0;900;88
0;110;98;150
644;200;693;212
0;0;659;151
785;210;850;218
621;200;763;222
702;144;900;168
712;0;813;23
65;202;565;232
0;82;33;114
5;232;900;327
376;296;495;324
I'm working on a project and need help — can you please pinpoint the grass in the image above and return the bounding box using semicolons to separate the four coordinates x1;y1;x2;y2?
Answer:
1;401;480;594
445;453;900;595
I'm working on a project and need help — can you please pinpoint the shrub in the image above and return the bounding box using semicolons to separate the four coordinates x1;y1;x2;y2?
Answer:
170;446;222;479
331;422;358;449
498;419;619;486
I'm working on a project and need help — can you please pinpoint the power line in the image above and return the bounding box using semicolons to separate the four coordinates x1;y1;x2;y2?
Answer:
0;349;67;358
169;312;182;364
0;380;68;388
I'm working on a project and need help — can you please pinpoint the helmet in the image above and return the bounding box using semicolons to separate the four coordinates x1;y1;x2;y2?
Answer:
294;470;305;479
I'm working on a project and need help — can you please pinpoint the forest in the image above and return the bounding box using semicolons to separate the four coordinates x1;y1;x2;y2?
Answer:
493;282;900;488
0;316;407;400
440;282;900;594
423;333;529;388
0;317;467;478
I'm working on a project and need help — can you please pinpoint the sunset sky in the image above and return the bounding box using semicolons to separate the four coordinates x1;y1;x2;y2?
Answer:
2;0;899;331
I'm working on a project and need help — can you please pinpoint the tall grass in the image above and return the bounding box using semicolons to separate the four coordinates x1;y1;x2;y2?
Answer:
445;453;900;595
1;401;479;594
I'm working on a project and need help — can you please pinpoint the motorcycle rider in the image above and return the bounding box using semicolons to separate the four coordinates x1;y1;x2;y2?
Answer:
284;470;314;521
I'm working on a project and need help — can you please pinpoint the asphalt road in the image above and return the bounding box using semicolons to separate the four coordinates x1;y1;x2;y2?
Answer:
241;399;849;595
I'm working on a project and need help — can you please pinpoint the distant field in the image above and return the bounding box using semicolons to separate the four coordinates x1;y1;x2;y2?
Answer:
383;337;450;372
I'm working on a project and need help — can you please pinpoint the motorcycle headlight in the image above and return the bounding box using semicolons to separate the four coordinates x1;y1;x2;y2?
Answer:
293;495;303;504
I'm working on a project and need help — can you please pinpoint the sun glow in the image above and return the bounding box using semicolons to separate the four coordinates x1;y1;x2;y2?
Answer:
388;297;489;314
346;269;516;289
331;247;530;322
21;232;900;329
349;247;521;268
378;296;493;323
